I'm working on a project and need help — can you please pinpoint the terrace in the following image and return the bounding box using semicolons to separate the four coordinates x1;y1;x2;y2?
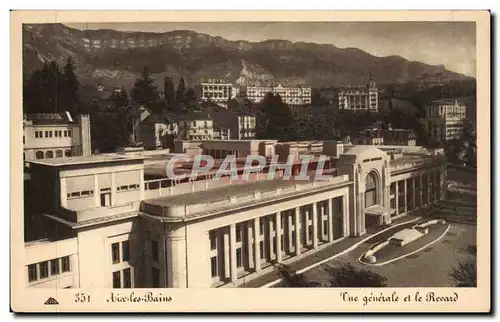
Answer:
140;174;351;221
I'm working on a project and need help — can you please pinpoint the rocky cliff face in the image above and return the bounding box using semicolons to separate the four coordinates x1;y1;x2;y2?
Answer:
23;23;473;93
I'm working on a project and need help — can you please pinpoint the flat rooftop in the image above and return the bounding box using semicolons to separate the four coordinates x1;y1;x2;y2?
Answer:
27;154;146;167
144;176;347;207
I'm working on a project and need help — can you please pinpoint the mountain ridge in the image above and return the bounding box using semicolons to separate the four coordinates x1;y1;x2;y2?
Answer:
23;23;474;96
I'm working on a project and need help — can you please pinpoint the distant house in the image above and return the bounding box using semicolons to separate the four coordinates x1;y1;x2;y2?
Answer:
177;110;214;140
338;79;379;112
23;112;92;161
137;113;178;150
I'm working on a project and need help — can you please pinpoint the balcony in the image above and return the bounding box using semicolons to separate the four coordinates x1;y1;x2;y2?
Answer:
55;202;141;224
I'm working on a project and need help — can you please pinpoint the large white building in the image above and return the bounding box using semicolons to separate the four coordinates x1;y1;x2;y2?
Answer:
23;140;446;288
421;100;467;141
240;84;312;107
177;110;214;141
23;113;92;161
195;79;233;108
338;80;379;112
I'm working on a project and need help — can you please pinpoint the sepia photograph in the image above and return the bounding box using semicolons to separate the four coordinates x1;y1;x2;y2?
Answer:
10;10;490;312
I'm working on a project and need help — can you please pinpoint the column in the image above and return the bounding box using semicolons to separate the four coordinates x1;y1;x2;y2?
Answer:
412;177;416;210
275;212;282;262
166;224;187;288
427;172;432;205
111;172;116;206
404;179;408;214
312;203;318;249
294;207;301;255
93;174;99;207
246;222;254;270
139;168;145;200
304;208;310;247
328;198;334;242
223;230;230;279
419;175;424;207
253;218;261;272
229;224;237;283
287;212;293;253
267;216;274;261
395;181;399;215
440;167;446;200
60;177;67;208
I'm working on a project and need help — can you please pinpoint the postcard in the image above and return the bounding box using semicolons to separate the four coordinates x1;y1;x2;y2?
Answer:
10;10;490;313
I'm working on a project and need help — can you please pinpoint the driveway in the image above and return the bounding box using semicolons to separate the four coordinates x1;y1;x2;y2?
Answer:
303;223;477;287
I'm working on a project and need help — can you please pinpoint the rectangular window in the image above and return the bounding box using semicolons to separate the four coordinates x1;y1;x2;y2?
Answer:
210;256;218;278
61;256;70;272
45;131;49;138
236;248;242;268
55;131;59;137
111;243;120;264
28;264;37;282
151;240;159;261
50;259;59;276
122;241;130;262
35;131;39;138
39;261;49;279
209;231;216;250
260;241;265;259
236;223;242;242
152;267;160;287
68;130;72;137
112;271;121;288
123;268;132;288
64;130;68;137
58;130;62;137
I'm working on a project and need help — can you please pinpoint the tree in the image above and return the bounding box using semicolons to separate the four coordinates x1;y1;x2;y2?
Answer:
164;76;175;106
449;260;476;287
325;263;387;287
457;119;477;167
185;87;197;105
257;93;296;141
176;77;186;103
277;263;387;287
110;87;129;109
131;66;158;108
61;56;80;113
23;61;65;113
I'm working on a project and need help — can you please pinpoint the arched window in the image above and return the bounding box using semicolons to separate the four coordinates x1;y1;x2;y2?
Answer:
35;151;44;160
365;172;378;208
46;151;54;159
65;149;72;157
55;150;63;158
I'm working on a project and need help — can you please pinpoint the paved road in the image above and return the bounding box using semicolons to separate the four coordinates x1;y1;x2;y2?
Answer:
303;223;476;287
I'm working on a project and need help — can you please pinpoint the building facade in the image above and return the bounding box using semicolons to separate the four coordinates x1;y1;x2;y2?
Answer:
24;141;446;289
23;113;92;161
240;85;312;107
177;111;214;141
352;129;417;146
195;79;233;107
338;80;379;112
421;100;467;141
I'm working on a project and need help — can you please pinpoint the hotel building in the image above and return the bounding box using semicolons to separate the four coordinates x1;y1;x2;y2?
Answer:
195;79;233;107
23;113;92;161
23;140;446;288
338;80;379;112
421;100;467;141
240;85;312;107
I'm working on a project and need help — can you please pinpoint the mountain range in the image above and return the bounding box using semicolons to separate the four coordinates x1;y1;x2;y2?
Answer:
23;23;474;95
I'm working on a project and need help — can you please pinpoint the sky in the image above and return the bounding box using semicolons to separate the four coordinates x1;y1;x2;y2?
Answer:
66;22;476;77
